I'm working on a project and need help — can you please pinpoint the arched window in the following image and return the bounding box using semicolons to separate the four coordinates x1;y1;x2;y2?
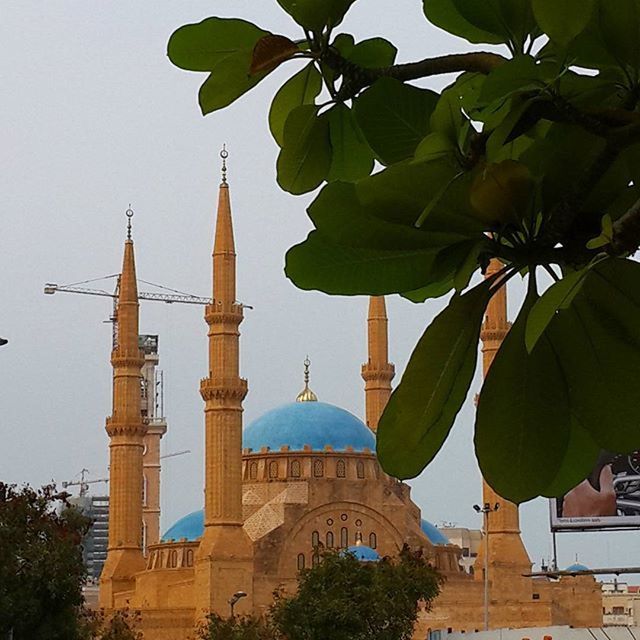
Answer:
336;459;346;478
297;553;306;571
356;461;365;479
249;461;258;480
290;459;301;478
141;522;147;553
311;530;320;548
340;527;348;548
355;531;363;543
186;549;194;567
369;532;377;549
326;531;334;548
169;550;178;568
312;553;320;567
313;458;324;477
269;460;278;479
142;473;147;505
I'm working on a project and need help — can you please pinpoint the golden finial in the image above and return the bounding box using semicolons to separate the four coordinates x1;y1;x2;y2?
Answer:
125;205;134;240
220;144;228;185
296;356;318;402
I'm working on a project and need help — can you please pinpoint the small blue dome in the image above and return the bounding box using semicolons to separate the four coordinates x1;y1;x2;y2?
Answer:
566;563;589;572
421;519;450;546
243;402;375;452
161;510;203;542
343;544;380;562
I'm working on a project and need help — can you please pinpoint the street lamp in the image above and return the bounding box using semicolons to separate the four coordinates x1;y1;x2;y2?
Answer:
473;502;500;631
228;591;247;617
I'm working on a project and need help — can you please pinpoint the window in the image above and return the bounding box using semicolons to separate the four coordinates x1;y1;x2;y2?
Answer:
355;531;363;543
313;459;324;477
269;460;278;479
613;606;625;615
186;549;194;567
290;459;301;478
312;553;320;567
356;461;365;479
169;550;178;568
326;531;334;548
369;532;377;549
249;462;258;480
341;527;348;548
312;531;320;547
142;474;147;506
532;593;540;600
297;553;306;571
336;459;346;478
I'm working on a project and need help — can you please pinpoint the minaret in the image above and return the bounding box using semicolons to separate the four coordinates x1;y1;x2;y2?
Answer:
195;147;253;616
361;296;395;432
474;260;532;617
100;209;147;606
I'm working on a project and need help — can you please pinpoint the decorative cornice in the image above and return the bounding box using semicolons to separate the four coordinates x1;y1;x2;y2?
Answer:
200;377;248;402
111;351;144;368
105;417;147;437
204;302;244;326
361;362;395;382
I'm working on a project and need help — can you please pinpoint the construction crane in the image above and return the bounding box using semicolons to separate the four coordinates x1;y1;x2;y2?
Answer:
160;450;191;460
62;468;109;497
44;275;213;348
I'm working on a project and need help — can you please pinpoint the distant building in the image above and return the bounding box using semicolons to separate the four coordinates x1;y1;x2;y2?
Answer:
69;495;109;580
602;580;640;626
439;527;483;574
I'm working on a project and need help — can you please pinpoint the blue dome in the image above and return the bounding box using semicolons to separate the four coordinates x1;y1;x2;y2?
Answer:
161;510;203;542
243;402;375;452
343;545;380;562
421;519;450;546
566;563;589;572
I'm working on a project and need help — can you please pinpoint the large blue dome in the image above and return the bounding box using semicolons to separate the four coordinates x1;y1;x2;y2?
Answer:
162;510;203;542
243;402;375;452
421;519;450;546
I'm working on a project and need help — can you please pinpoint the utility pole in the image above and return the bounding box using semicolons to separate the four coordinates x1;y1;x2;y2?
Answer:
474;502;500;631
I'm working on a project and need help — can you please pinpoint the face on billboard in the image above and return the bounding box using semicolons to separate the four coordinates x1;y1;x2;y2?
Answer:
550;451;640;531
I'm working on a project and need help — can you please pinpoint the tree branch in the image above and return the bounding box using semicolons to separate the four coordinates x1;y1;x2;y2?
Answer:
321;50;506;101
610;194;640;256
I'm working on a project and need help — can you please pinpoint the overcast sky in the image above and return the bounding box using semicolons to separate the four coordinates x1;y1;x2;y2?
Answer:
1;1;638;575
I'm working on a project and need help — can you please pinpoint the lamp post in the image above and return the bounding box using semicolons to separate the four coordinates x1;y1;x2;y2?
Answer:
474;502;499;631
228;591;247;617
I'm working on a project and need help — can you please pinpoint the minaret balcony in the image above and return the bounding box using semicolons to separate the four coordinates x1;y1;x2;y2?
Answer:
361;362;396;381
200;377;248;403
205;301;244;325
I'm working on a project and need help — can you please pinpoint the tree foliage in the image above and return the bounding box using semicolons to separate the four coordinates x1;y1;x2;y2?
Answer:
0;483;91;640
168;1;640;503
270;547;441;640
197;613;276;640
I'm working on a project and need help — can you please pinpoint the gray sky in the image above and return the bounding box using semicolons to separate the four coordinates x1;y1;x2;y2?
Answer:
1;1;638;575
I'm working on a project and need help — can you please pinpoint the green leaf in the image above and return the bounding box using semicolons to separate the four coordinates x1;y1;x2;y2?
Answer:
430;87;465;148
423;0;505;44
413;133;455;162
548;258;640;452
285;231;443;295
402;278;455;302
347;38;397;68
525;268;590;353
355;78;439;165
168;18;268;71
269;63;322;146
377;280;493;479
475;293;572;503
198;52;269;114
532;0;595;47
276;0;358;31
277;105;331;194
327;105;375;182
598;0;640;70
453;240;484;291
307;182;454;249
541;416;601;498
479;56;542;106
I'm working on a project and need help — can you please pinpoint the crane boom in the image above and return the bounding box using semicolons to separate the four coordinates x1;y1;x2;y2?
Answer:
44;283;211;305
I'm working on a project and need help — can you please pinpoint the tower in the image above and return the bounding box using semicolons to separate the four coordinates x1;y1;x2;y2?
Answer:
100;211;147;606
195;148;253;616
361;296;395;432
474;260;532;616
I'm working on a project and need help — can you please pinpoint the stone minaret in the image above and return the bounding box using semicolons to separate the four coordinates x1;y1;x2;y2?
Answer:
195;148;253;616
100;212;147;606
361;296;395;432
474;260;532;618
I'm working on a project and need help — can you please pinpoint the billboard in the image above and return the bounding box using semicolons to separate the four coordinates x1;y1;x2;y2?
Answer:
550;451;640;531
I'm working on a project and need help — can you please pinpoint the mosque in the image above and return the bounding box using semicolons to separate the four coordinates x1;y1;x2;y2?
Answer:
97;155;603;638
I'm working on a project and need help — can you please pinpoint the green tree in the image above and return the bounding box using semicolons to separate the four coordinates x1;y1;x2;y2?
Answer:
270;547;441;640
197;613;276;640
0;483;91;640
168;1;640;503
